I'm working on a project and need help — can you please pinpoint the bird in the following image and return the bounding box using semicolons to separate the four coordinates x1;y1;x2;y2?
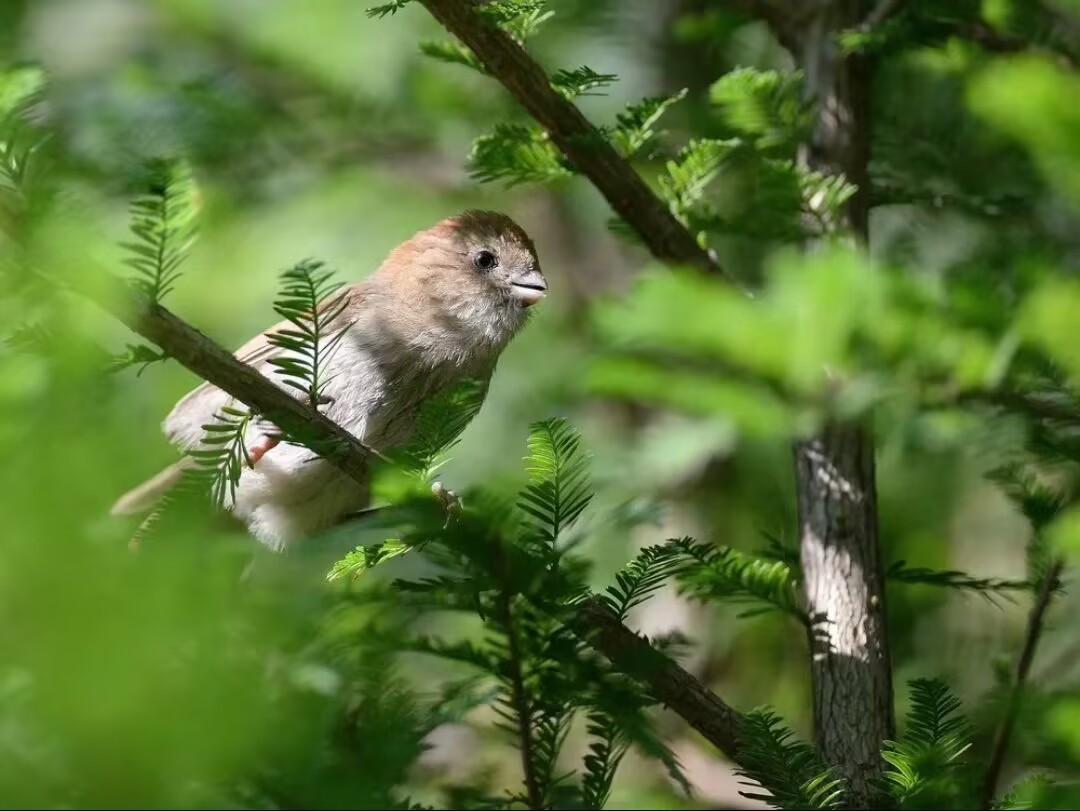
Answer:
110;209;547;550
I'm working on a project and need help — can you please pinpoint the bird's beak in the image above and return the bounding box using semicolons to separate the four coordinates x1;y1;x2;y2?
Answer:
509;266;547;308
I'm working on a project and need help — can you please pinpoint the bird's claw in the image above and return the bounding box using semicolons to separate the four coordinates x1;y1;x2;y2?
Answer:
432;481;462;526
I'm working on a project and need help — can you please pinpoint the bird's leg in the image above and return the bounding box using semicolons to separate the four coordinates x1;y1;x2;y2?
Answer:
248;395;335;468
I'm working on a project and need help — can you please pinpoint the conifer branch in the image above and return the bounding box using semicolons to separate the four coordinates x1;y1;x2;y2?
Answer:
572;597;743;760
75;276;384;479
51;266;747;767
416;0;732;282
979;557;1066;809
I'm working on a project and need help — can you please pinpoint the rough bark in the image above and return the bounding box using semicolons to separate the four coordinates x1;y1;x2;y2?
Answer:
575;598;743;758
419;0;731;281
795;425;893;801
791;2;895;803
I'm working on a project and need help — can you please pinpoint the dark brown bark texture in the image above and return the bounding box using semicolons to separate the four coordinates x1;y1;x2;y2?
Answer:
791;2;895;804
419;0;730;281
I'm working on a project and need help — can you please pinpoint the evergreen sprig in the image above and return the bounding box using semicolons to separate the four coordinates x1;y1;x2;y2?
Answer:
366;0;413;18
469;124;573;187
736;710;846;809
394;378;489;479
328;539;411;582
518;417;593;550
419;39;485;73
479;0;553;44
670;537;806;622
551;66;618;99
188;406;257;509
600;541;689;621
106;343;169;377
611;90;687;159
709;67;809;149
881;678;973;807
265;258;348;408
887;560;1031;603
122;158;198;303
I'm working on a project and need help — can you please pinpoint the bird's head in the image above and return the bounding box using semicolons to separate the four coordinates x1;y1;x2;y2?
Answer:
370;209;548;351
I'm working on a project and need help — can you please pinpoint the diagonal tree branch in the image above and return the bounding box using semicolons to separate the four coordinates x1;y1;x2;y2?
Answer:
573;598;743;758
417;0;731;282
54;268;748;765
979;557;1066;809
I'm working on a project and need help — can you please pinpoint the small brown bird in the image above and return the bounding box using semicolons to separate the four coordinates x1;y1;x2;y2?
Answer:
111;210;547;549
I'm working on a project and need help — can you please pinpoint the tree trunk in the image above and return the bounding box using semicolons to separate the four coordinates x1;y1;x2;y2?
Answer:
791;1;895;804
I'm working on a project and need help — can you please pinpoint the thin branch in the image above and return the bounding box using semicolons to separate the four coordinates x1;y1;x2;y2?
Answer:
492;537;544;810
571;598;743;759
49;265;747;766
958;21;1080;69
62;274;388;477
417;0;733;283
979;557;1066;809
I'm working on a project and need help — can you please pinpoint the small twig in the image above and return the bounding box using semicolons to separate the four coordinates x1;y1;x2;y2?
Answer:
491;537;544;810
979;557;1066;809
858;0;908;33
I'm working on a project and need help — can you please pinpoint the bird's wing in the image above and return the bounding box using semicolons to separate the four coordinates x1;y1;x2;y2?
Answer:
163;285;360;447
110;287;361;516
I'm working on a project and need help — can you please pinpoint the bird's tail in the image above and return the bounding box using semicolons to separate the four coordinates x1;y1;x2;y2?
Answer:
110;458;194;516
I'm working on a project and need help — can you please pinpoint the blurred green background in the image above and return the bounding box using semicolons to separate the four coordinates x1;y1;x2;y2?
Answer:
2;0;1080;808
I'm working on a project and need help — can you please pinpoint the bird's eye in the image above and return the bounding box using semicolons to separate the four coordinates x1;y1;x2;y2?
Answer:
473;250;498;271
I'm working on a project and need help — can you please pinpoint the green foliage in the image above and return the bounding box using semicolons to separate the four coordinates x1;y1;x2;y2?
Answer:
357;419;701;809
187;406;256;508
669;537;805;621
660;138;737;231
479;0;554;44
469;124;573;186
881;679;973;808
599;542;688;622
610;90;687;158
419;39;485;73
265;258;348;408
328;538;411;582
886;561;1031;603
709;68;809;149
121;158;198;303
366;0;413;18
105;343;169;377
0;71;49;230
393;378;490;480
551;66;618;99
736;710;846;809
518;417;593;550
969;57;1080;204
